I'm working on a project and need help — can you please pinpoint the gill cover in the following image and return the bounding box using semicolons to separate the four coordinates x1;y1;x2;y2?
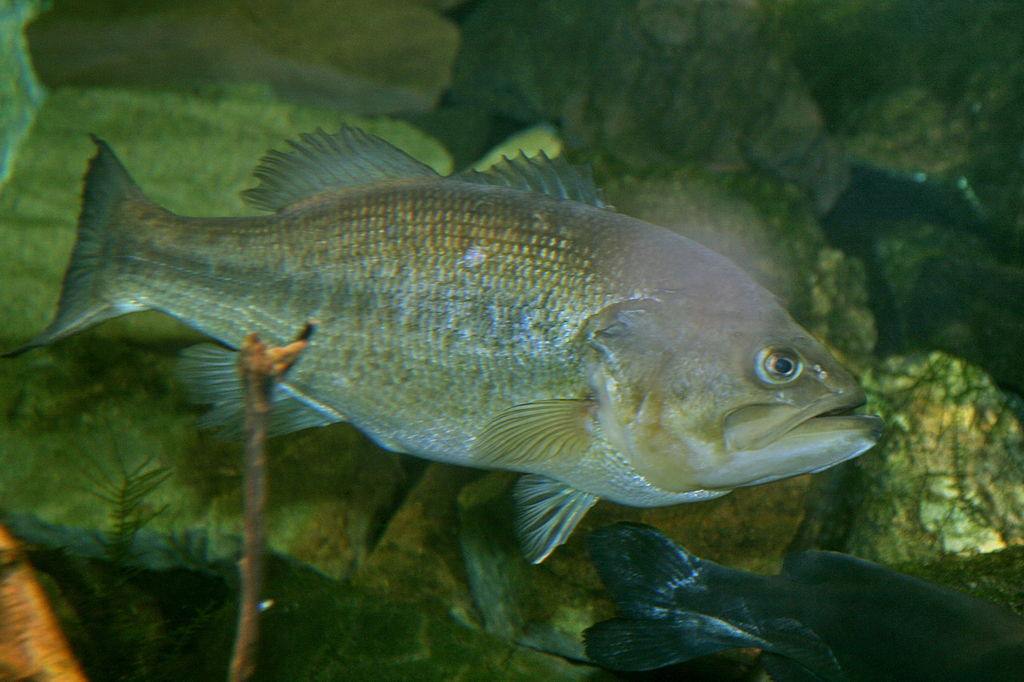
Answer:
585;299;701;492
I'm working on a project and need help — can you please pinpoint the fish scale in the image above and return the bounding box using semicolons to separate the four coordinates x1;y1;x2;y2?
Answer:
113;182;610;460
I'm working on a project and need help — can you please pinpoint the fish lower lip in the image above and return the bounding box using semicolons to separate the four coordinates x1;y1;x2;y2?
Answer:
724;392;870;453
703;413;883;489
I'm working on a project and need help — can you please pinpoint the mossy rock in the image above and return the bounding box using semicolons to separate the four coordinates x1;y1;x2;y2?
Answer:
845;352;1024;564
27;0;459;113
453;0;849;212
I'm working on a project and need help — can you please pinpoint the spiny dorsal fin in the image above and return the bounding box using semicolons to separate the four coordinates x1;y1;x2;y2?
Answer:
243;126;439;212
456;152;608;208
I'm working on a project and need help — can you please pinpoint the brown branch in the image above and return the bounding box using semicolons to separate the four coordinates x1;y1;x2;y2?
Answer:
0;523;88;681
228;323;313;682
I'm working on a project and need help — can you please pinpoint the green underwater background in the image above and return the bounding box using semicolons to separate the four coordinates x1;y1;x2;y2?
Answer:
1;0;1022;679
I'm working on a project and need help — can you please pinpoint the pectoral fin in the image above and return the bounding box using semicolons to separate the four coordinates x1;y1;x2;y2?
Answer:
178;343;344;438
513;474;598;563
473;399;595;467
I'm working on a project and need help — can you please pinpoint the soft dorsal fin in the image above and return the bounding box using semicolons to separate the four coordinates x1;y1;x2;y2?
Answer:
243;126;440;212
456;152;609;208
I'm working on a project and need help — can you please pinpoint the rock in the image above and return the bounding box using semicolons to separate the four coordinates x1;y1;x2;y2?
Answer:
844;353;1024;565
842;88;973;177
0;0;45;192
257;552;607;681
777;0;1024;236
13;519;606;681
0;86;451;579
27;0;459;113
353;463;481;624
452;0;849;213
776;2;1023;386
904;257;1024;394
856;217;1024;389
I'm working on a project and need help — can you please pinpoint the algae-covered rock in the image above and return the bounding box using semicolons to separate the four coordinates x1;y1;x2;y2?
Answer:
777;0;1024;235
257;552;607;681
14;520;606;681
452;0;849;213
0;0;45;192
776;1;1022;390
845;352;1024;565
352;462;481;624
0;85;451;579
603;171;876;364
27;0;459;113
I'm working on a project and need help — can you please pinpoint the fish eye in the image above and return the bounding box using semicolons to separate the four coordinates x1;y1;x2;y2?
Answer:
755;347;803;385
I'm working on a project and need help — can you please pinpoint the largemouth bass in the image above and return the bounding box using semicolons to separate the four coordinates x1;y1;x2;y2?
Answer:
6;127;882;562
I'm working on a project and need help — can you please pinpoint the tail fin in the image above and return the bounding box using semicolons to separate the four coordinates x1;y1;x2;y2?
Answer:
584;523;762;670
4;136;149;357
583;523;841;678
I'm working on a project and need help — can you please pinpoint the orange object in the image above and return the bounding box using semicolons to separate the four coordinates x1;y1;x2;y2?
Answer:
0;523;88;681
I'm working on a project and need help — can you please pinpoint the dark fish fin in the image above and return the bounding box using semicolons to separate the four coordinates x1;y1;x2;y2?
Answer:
586;523;731;617
585;615;759;671
760;652;833;682
758;618;843;681
455;152;609;208
512;474;597;563
473;399;594;467
587;525;844;678
3;136;150;357
242;126;439;211
178;343;345;438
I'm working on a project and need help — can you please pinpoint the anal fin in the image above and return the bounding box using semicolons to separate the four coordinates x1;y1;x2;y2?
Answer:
584;614;761;671
513;474;598;563
177;343;344;438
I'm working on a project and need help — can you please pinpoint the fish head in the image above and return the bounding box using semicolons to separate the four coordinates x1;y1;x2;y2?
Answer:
585;297;882;494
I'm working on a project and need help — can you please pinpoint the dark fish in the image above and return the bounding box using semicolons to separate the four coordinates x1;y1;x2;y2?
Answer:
5;127;880;562
584;523;1024;681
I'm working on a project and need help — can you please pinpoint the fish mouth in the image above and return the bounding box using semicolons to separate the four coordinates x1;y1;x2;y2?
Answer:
723;389;874;453
708;390;883;489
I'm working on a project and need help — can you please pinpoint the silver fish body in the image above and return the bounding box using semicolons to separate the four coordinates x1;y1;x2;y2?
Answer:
6;128;882;561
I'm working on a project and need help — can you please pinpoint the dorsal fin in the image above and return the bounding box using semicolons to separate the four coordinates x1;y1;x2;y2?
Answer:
456;152;608;208
243;126;440;212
